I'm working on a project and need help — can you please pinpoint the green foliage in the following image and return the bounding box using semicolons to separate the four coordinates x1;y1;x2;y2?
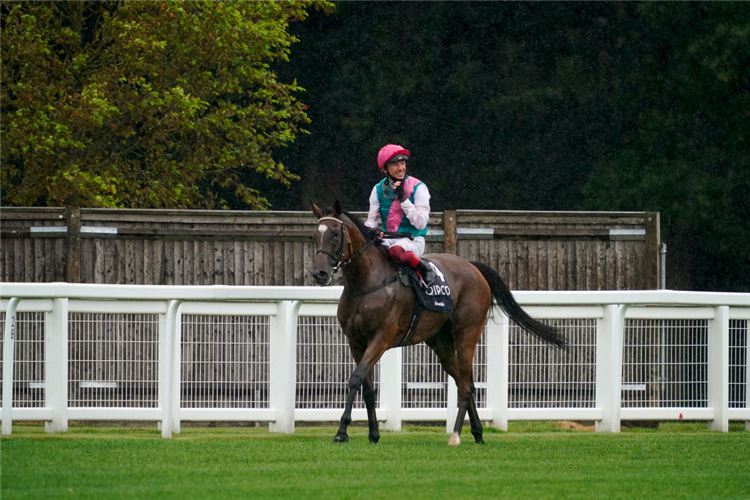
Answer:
582;3;750;290
1;0;331;209
3;2;748;289
279;2;749;291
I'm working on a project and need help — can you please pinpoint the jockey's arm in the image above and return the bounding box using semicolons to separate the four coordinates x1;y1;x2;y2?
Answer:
365;186;380;230
400;184;430;231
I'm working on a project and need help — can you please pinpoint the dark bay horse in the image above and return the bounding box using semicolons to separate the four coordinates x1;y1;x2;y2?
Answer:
311;202;565;445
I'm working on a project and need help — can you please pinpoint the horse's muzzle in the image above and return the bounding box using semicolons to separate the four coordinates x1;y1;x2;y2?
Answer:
313;269;332;286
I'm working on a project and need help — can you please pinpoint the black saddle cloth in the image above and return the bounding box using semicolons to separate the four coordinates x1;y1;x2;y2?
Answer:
399;259;453;314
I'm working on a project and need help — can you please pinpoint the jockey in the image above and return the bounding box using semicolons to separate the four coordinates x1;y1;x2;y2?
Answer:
365;144;437;286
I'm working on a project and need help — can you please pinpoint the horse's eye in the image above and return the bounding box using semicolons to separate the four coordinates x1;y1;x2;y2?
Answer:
332;229;340;239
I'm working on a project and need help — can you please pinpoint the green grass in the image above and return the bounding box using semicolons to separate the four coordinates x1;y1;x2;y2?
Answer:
2;423;749;499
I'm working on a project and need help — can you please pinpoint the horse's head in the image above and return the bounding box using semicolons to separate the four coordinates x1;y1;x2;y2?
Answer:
311;201;346;286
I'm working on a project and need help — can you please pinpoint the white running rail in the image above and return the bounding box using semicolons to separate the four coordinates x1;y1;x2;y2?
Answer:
1;283;748;437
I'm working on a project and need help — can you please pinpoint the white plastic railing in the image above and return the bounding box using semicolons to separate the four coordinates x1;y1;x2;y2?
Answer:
1;283;748;437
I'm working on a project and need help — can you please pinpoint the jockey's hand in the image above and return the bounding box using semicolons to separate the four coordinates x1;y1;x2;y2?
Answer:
394;181;407;202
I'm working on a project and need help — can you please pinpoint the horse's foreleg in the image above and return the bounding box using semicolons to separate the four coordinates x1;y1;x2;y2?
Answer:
333;365;379;443
334;341;388;443
333;364;366;443
362;371;380;443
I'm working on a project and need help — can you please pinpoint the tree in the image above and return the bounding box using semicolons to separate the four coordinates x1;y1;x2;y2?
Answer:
279;2;749;291
277;2;639;212
581;3;750;291
1;0;332;209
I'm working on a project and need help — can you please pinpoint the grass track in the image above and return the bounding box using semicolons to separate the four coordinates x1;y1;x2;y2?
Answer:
2;423;749;499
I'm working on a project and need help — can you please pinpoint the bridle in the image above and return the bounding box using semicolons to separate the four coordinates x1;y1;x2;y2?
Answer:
316;216;380;274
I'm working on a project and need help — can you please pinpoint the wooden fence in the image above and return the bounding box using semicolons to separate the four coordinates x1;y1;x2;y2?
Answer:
1;207;660;290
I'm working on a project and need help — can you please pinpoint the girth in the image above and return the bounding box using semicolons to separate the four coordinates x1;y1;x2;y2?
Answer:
396;301;423;347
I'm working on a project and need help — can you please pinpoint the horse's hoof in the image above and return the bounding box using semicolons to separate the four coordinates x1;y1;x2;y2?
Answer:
369;433;380;444
475;437;485;445
333;433;349;443
448;432;461;446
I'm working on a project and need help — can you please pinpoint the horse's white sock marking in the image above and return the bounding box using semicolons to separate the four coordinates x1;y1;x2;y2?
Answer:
448;432;461;446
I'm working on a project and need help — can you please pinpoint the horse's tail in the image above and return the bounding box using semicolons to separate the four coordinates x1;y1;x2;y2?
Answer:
470;261;566;349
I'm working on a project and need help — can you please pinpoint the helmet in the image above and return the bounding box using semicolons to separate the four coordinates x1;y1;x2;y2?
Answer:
377;144;410;172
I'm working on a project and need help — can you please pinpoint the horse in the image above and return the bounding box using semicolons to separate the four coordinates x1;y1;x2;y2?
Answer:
311;201;566;445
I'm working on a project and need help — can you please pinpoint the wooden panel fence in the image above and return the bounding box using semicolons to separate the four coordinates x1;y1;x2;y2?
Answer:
1;207;660;290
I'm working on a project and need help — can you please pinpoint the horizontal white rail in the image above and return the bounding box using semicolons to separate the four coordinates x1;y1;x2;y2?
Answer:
1;283;748;436
2;283;749;305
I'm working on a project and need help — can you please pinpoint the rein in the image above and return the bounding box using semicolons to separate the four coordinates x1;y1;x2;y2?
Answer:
336;237;381;273
316;216;400;297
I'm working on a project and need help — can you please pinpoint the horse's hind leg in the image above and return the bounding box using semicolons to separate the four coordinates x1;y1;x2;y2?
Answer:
466;379;484;444
456;335;485;444
437;330;485;445
426;322;484;445
449;363;484;445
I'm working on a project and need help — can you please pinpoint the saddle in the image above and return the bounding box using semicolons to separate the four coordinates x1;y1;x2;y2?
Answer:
396;259;453;347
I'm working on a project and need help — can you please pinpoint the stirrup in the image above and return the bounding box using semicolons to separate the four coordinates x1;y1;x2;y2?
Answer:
418;274;434;288
416;261;436;287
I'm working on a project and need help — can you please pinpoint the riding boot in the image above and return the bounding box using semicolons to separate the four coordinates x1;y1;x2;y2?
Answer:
415;259;437;287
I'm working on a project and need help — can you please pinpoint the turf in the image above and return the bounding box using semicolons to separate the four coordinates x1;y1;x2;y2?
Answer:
2;423;749;499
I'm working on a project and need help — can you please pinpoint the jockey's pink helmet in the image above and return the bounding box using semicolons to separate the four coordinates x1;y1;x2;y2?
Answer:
377;144;410;172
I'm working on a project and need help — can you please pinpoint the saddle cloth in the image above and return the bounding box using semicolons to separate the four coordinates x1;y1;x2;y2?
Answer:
400;259;453;314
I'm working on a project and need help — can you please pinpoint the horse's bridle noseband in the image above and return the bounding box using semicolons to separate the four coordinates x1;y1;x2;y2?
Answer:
316;216;348;274
316;216;380;274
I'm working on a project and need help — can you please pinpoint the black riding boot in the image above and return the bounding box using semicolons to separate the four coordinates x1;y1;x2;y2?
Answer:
415;259;437;287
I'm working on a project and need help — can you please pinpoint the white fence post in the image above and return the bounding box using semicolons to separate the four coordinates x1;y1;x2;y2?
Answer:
161;300;182;438
707;305;729;432
596;304;625;432
269;300;300;433
380;347;402;431
2;297;21;435
746;319;750;433
46;298;69;433
171;307;183;435
158;309;166;434
487;310;509;431
446;375;458;434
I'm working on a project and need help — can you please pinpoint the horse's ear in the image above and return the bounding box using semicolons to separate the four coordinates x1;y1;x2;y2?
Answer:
333;200;342;217
311;202;323;219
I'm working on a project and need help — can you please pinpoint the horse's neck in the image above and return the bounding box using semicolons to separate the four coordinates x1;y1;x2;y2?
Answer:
341;230;393;291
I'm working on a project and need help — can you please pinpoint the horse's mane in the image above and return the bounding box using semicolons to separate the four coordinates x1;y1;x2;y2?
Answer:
342;210;380;244
319;204;380;245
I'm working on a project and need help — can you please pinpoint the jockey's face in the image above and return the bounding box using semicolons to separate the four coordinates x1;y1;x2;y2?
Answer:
386;160;407;181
